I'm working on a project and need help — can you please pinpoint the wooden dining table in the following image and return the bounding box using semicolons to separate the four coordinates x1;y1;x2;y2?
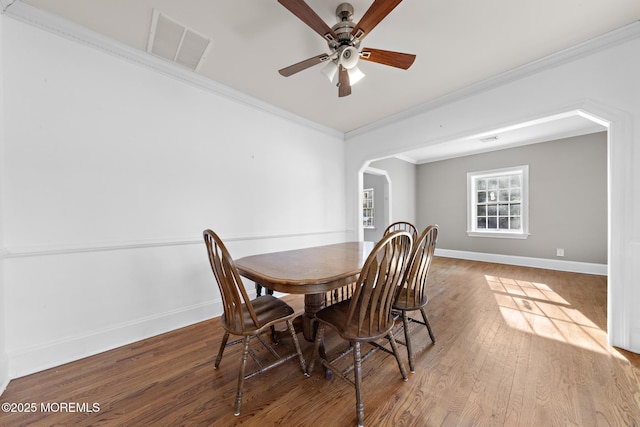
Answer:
235;241;374;341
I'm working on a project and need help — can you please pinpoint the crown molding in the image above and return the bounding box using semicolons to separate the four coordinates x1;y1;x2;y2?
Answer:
2;1;343;139
0;0;17;12
346;20;640;139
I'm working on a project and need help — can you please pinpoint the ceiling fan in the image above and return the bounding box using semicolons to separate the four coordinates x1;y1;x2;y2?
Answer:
277;0;416;97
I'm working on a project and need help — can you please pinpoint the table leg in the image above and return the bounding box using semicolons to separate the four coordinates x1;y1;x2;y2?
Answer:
303;293;332;378
255;282;273;297
303;293;324;342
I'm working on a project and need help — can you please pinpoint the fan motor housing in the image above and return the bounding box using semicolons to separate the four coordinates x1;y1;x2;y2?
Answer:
332;3;356;45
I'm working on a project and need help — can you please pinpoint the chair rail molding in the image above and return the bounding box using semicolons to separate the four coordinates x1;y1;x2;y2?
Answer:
3;229;350;258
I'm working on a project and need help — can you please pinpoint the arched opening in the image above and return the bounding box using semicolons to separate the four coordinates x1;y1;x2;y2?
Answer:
352;105;632;350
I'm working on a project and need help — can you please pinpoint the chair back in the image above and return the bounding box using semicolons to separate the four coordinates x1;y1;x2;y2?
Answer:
345;231;413;338
383;221;418;242
396;225;439;310
203;229;260;334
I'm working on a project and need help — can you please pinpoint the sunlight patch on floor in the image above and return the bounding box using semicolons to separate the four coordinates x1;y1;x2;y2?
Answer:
486;275;609;354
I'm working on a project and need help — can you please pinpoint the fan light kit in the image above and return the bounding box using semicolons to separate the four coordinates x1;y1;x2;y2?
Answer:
277;0;416;97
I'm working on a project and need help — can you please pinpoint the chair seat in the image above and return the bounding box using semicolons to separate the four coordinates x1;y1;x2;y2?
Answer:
222;295;295;335
393;288;428;311
316;299;394;342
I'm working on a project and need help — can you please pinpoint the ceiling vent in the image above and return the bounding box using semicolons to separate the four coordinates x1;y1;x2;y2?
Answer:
147;9;212;71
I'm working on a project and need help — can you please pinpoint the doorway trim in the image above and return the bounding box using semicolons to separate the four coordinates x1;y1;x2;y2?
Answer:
361;166;391;241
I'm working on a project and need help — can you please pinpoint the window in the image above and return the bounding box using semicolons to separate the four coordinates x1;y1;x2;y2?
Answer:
362;188;374;228
467;165;529;239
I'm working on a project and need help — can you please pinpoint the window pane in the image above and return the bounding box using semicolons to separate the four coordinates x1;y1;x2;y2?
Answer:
510;189;521;202
477;217;486;229
499;217;509;229
487;205;497;216
477;205;486;216
510;217;521;229
477;191;487;203
477;179;487;190
510;204;521;215
499;177;509;188
487;217;497;229
487;178;498;190
498;204;508;215
499;190;509;202
510;175;521;187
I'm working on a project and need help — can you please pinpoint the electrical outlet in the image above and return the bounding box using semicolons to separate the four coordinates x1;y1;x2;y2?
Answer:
556;248;565;257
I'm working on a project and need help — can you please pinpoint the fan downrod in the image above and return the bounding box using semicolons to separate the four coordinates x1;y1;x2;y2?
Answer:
332;3;356;45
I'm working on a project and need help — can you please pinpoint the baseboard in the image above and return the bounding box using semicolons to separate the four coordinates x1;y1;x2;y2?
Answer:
629;327;640;354
0;353;9;396
8;299;222;379
435;248;607;276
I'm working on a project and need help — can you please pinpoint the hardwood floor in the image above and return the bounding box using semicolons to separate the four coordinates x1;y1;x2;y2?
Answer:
1;258;639;426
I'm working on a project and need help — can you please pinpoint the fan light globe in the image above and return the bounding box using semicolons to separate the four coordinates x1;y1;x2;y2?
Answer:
321;61;338;83
340;46;359;69
348;66;365;85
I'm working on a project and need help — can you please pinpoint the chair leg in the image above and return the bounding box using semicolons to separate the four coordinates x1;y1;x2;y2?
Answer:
234;336;251;416
353;341;364;427
401;311;415;373
420;307;436;343
287;319;308;376
388;332;408;381
215;331;230;369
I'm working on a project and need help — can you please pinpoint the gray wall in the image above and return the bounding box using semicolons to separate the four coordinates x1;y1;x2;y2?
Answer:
417;132;607;263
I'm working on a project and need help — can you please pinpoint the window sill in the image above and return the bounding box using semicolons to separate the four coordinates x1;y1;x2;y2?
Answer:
467;231;530;239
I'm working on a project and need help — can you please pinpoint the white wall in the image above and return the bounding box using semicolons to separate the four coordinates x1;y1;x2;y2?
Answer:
0;10;9;393
2;16;346;378
345;23;640;353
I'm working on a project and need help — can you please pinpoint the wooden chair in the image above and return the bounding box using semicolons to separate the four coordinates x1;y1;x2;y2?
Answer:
308;231;413;427
203;229;307;416
393;225;439;372
383;221;418;242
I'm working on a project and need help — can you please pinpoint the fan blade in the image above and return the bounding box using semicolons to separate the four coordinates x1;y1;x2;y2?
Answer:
278;0;338;42
338;65;351;97
360;48;416;70
351;0;403;41
279;53;331;77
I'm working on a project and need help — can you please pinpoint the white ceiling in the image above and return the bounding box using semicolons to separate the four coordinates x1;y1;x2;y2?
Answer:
11;0;639;162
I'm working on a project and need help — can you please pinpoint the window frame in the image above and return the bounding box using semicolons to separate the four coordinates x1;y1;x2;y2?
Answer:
466;165;530;239
362;188;375;229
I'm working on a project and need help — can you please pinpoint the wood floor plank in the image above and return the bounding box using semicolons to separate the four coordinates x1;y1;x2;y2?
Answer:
1;258;639;426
